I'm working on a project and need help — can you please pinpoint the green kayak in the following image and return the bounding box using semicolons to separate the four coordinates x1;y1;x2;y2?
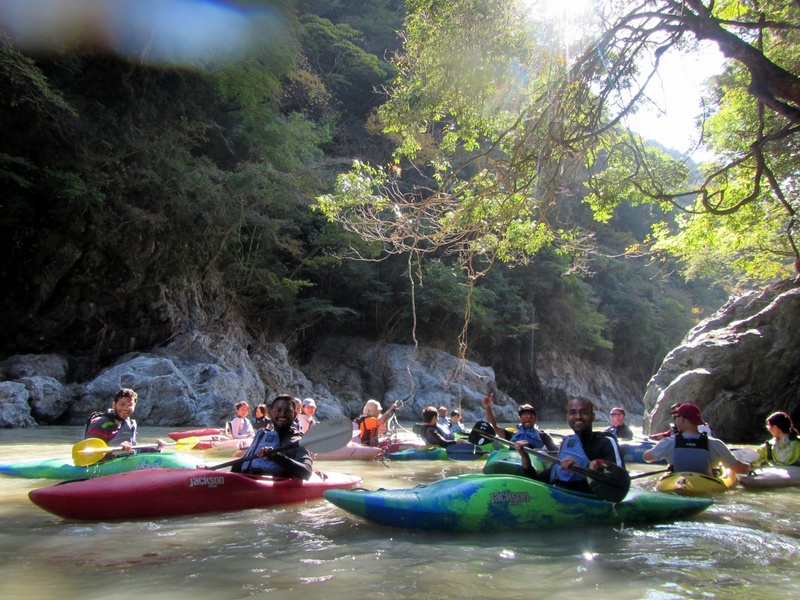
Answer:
482;449;547;475
324;473;713;532
385;442;493;461
0;452;203;480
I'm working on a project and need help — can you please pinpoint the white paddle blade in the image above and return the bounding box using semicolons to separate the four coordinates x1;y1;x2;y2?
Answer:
733;448;760;463
300;418;355;454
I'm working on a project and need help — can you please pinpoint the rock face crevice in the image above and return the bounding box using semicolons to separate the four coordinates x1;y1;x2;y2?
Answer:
643;280;800;441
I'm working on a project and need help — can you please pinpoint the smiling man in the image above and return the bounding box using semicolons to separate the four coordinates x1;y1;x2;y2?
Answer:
519;397;625;494
233;394;313;480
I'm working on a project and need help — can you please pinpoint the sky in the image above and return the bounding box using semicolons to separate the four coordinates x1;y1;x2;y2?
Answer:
626;46;726;160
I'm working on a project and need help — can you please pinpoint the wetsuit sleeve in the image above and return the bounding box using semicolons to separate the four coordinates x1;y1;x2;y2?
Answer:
272;445;314;480
540;431;558;452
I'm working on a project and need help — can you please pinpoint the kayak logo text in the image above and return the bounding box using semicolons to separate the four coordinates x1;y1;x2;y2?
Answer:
189;475;226;488
489;491;530;504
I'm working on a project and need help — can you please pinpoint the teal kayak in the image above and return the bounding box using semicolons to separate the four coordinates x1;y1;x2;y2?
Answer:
385;442;493;461
0;452;203;479
324;473;713;532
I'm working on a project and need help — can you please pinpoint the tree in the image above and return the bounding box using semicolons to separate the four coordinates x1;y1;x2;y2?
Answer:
317;0;800;286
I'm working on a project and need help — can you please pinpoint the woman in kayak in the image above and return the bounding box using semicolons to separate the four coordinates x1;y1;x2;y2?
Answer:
753;412;800;467
355;399;397;446
229;401;255;439
233;394;313;480
252;404;271;430
83;388;165;459
297;398;318;433
449;409;468;435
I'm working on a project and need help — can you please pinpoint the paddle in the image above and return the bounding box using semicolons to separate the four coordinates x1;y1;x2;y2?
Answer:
630;468;671;480
468;421;631;502
72;438;170;467
445;443;490;460
205;417;354;471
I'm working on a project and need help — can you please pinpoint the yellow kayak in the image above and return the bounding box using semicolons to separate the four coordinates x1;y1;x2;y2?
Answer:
656;470;737;497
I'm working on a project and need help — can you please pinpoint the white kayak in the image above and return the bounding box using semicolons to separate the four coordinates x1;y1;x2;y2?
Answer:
739;465;800;490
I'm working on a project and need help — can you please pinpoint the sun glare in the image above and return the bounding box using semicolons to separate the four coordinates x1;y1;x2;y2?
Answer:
521;0;595;20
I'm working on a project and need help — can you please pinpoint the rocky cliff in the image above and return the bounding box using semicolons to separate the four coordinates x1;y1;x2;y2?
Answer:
9;280;796;439
643;280;800;442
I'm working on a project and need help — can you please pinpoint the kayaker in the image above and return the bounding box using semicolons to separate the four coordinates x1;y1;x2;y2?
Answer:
604;407;634;441
420;406;469;447
83;388;165;459
436;406;455;439
252;404;272;431
518;397;625;495
481;393;558;451
449;410;468;435
641;403;751;475
233;394;313;480
752;411;800;467
229;401;255;439
298;398;318;433
355;399;397;446
650;403;714;440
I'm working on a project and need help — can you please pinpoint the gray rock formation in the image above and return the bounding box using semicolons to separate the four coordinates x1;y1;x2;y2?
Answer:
643;280;800;442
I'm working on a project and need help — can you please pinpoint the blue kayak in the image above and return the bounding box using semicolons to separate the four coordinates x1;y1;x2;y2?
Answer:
324;473;713;532
0;452;203;479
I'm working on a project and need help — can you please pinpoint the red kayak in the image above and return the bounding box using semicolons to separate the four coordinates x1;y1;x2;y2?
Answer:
168;428;225;441
29;468;362;520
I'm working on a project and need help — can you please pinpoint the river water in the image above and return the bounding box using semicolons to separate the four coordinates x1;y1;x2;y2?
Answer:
1;425;799;599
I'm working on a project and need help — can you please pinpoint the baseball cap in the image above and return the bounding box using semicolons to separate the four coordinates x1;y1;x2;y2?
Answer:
674;403;705;426
302;398;316;408
518;404;536;416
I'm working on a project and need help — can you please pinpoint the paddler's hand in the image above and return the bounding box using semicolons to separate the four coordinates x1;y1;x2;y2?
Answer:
156;439;167;448
560;456;578;472
454;439;468;444
257;446;276;459
513;440;530;451
120;441;132;451
481;393;494;408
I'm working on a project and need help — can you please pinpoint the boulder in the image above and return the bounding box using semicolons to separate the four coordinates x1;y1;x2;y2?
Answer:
0;381;38;428
19;376;74;423
643;280;800;442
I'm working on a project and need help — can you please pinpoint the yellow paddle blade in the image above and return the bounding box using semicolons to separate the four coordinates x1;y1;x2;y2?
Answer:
72;438;114;467
174;436;203;451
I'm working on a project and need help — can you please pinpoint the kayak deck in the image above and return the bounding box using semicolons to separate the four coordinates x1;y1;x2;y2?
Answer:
29;469;362;520
0;452;203;480
656;470;737;496
739;465;800;490
324;473;712;532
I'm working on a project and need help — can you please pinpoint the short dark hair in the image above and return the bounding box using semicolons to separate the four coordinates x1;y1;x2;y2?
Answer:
423;406;438;423
270;394;296;408
113;388;137;403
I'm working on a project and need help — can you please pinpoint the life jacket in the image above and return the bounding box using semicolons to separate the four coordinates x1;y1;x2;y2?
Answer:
436;421;454;440
550;434;591;484
234;428;286;476
765;437;800;466
84;411;137;447
510;426;544;449
356;416;380;445
672;433;712;475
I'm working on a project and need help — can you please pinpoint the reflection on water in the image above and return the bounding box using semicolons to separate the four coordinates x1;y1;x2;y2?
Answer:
1;426;799;599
